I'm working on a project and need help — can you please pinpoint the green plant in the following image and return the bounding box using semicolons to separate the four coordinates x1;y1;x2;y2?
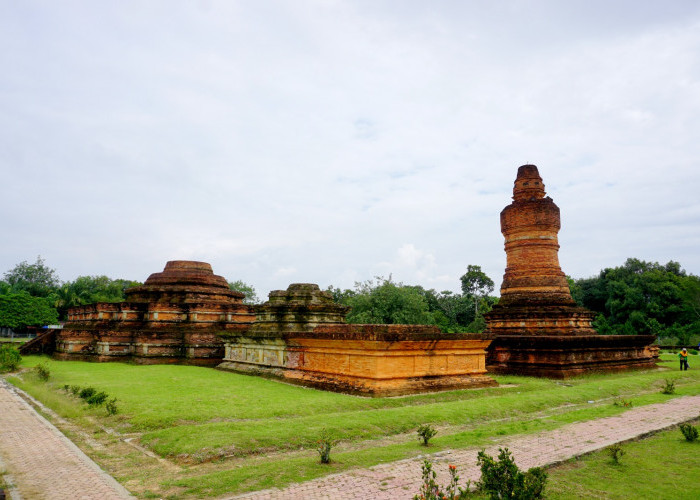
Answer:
680;423;698;442
317;430;335;464
105;397;119;415
79;387;97;400
0;343;21;372
417;424;438;446
476;447;547;499
607;443;625;464
34;362;50;381
613;398;632;407
414;460;471;500
690;349;699;355
69;385;82;396
661;379;675;395
86;391;109;407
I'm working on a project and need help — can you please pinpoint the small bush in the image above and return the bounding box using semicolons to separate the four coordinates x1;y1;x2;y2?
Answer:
680;423;698;442
105;398;119;415
317;430;335;464
0;344;22;372
476;447;547;499
690;349;699;355
661;379;675;395
414;460;472;500
69;385;82;396
86;391;109;407
34;362;50;381
607;443;625;464
79;387;97;400
613;398;632;408
417;424;438;446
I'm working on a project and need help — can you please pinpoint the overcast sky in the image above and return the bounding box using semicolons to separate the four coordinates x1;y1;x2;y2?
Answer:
2;0;699;300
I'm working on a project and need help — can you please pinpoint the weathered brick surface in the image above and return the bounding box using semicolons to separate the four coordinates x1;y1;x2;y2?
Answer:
0;378;133;499
485;166;657;376
230;395;700;500
219;285;496;396
55;261;254;365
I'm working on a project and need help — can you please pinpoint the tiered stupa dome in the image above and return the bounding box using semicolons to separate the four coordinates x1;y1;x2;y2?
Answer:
125;260;244;304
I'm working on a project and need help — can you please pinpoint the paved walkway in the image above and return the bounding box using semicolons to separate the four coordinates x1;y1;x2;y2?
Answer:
0;375;698;500
231;395;700;500
0;378;133;500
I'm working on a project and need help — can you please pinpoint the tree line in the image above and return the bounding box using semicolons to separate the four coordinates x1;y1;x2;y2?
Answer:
328;265;496;333
569;258;700;345
0;256;141;329
1;256;698;346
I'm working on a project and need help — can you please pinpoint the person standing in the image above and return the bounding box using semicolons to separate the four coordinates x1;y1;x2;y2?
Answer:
679;348;689;371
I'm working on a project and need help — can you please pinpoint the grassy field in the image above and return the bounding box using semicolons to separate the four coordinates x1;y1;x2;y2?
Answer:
5;353;700;498
546;421;700;499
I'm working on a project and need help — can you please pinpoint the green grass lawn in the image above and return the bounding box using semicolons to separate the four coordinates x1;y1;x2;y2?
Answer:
6;353;700;498
546;421;700;499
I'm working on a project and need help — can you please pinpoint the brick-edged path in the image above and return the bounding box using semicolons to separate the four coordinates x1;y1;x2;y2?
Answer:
232;395;700;500
0;378;133;500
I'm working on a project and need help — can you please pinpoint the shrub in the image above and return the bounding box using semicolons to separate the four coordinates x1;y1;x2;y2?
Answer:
476;447;547;500
414;460;471;500
34;362;50;381
86;391;109;407
613;398;632;408
680;423;698;442
417;424;438;446
0;344;21;372
317;430;335;464
69;385;82;396
661;379;675;395
607;443;625;464
79;387;97;400
105;398;119;415
690;349;699;355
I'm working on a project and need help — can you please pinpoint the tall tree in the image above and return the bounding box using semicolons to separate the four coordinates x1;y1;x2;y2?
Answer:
460;265;495;316
3;256;60;297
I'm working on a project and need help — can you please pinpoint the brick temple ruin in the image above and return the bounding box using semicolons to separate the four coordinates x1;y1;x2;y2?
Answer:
54;261;254;365
54;266;495;396
217;283;495;396
43;164;660;390
484;165;658;377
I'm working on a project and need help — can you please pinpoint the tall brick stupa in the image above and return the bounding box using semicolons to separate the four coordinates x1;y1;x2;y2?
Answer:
485;165;658;377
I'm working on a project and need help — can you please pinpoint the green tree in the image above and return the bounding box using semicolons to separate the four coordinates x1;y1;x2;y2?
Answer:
3;256;60;297
573;258;699;340
343;276;436;325
228;280;260;305
460;265;495;317
0;292;59;329
52;276;141;319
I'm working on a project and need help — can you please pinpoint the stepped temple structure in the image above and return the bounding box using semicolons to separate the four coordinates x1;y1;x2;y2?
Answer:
217;284;496;396
52;267;496;395
485;165;658;377
54;261;255;365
